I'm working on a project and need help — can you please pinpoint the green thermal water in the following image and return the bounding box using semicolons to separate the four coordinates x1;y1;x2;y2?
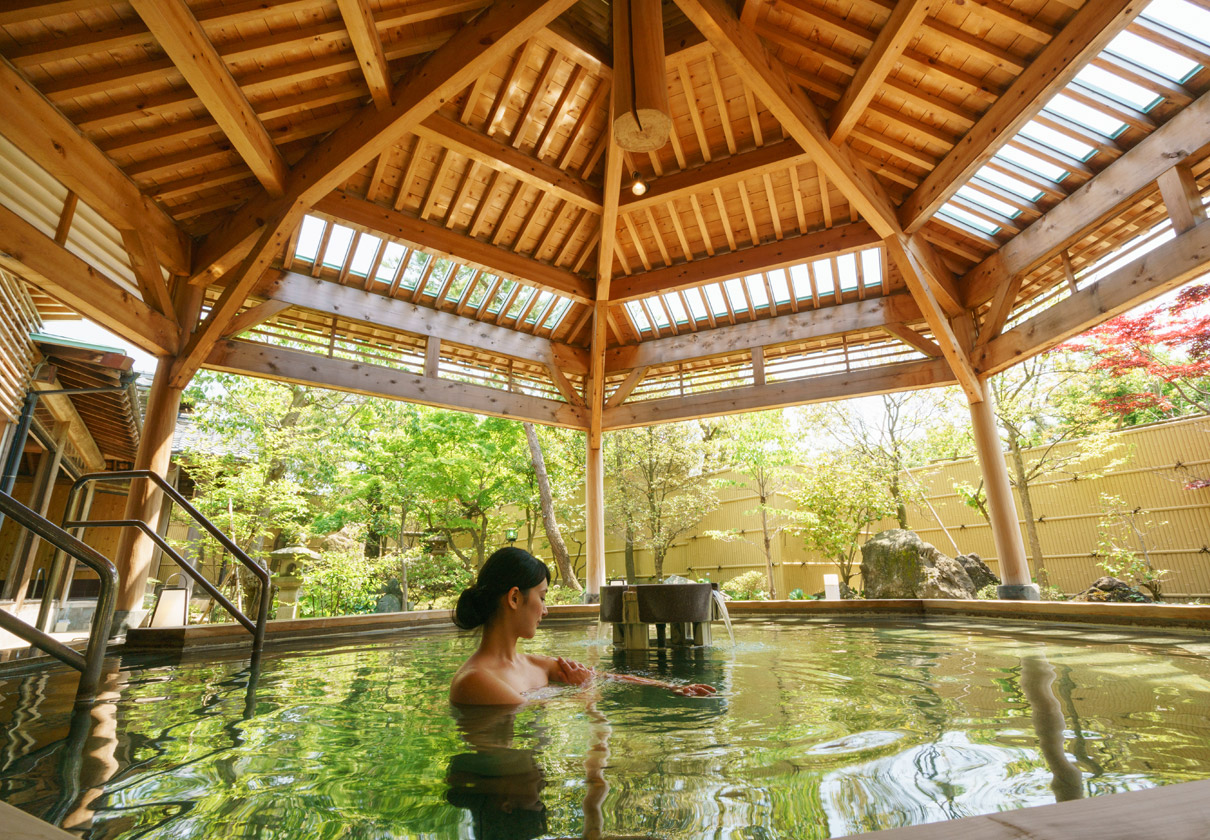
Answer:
2;618;1210;839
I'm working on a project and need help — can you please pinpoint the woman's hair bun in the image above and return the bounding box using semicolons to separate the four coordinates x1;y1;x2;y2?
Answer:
453;585;487;630
450;547;551;630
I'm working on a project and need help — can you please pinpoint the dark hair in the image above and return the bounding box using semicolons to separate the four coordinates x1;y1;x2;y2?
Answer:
453;547;550;630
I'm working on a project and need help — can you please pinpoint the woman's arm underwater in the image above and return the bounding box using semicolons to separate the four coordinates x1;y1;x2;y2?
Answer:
540;655;717;697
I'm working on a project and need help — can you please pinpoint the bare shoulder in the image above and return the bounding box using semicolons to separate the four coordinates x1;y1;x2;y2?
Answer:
450;663;526;706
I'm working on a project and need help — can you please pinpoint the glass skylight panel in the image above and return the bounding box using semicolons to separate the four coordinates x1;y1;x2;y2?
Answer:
323;224;354;268
768;268;791;303
425;259;453;296
957;185;1020;219
445;266;476;301
506;287;534;319
524;292;552;324
646;299;670;328
543;298;572;329
788;264;812;300
836;253;858;291
664;293;689;324
1046;93;1127;138
376;242;406;281
465;277;490;308
684;287;708;321
1106;30;1199;82
744;274;769;308
1019;120;1096;161
975;165;1044;202
723;278;748;312
996;144;1068;182
704;284;727;316
488;279;516;313
1142;0;1210;49
812;261;835;296
349;234;381;276
626;301;652;332
1074;65;1161;111
295;215;325;263
939;203;1002;235
859;249;882;287
400;252;428;290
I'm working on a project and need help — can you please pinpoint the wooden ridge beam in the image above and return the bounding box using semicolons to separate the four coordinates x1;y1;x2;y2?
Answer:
0;204;179;356
609;222;880;303
261;270;590;373
171;0;580;389
975;216;1210;376
0;57;190;276
208;339;589;429
337;0;393;109
131;0;288;197
314;192;594;303
619;140;807;213
899;0;1142;233
603;358;956;428
961;88;1210;309
606;292;923;372
416;113;603;211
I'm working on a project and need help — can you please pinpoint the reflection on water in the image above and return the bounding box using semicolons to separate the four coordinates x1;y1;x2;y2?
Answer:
1;620;1209;839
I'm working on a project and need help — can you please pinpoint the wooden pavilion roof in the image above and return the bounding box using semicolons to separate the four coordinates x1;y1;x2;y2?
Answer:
0;0;1208;438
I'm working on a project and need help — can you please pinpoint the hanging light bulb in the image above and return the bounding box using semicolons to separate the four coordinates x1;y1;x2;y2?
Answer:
630;172;648;196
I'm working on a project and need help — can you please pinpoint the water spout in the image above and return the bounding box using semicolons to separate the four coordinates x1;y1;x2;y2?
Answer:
711;589;734;646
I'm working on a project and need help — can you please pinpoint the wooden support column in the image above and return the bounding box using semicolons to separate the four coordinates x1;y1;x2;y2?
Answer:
5;424;69;606
114;356;184;622
968;377;1036;599
585;440;606;598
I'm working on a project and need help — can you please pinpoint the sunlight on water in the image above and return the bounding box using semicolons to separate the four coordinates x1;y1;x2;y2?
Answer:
1;620;1209;839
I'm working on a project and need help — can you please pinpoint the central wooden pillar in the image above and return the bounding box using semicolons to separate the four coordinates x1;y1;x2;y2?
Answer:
114;356;184;624
585;440;606;599
968;376;1037;599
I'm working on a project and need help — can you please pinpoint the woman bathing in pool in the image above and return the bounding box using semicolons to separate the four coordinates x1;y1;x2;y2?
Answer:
450;547;717;705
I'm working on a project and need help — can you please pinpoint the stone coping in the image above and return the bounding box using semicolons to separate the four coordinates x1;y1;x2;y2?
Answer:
118;598;1209;654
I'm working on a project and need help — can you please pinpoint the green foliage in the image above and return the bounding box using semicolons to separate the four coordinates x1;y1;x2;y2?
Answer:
406;550;475;609
784;455;897;587
788;587;806;600
545;585;587;606
298;549;399;618
1096;494;1169;600
722;570;770;600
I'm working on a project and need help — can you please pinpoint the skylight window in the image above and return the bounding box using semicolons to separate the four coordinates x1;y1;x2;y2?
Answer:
646;299;670;328
296;215;325;264
939;203;1002;236
768;268;791;303
1045;94;1127;138
975;165;1045;202
859;250;882;287
349;234;381;277
813;261;835;296
723;278;748;312
446;266;476;302
1019;120;1096;161
836;253;859;292
744;275;769;308
1074;65;1161;111
996;145;1068;182
376;242;406;281
684;287;708;321
626;300;652;332
400;252;428;291
543;298;572;330
957;185;1020;220
664;293;689;324
704;284;727;315
789;264;812;300
1106;30;1200;82
1142;0;1210;48
323;225;354;268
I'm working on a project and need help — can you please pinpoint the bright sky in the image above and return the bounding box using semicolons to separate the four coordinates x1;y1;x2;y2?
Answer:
39;319;158;377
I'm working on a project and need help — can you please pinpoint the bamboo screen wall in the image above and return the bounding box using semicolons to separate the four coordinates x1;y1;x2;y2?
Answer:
588;414;1210;599
0;269;40;425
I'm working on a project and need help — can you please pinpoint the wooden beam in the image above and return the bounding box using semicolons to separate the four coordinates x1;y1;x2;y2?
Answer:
899;0;1141;233
416;113;603;211
261;270;590;373
220;299;292;338
962;89;1210;309
0;204;178;355
829;0;936;143
976;217;1210;376
671;0;900;238
882;322;943;358
619;140;807;213
424;336;442;377
590;89;624;447
131;0;288;197
607;292;922;371
1157;164;1207;234
0;57;190;275
610;221;881;302
208;339;590;429
546;361;586;406
53;192;78;246
604;359;956;428
31;380;105;472
336;0;393;109
315;192;594;302
120;229;175;318
605;365;648;407
171;0;581;389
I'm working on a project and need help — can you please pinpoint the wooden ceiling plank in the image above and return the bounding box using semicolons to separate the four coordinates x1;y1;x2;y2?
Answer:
900;0;1142;233
964;0;1055;46
210;339;588;429
556;78;608;170
553;207;591;266
420;149;454;220
336;0;394;110
533;199;570;260
788;166;807;235
31;377;106;473
622;214;653;271
121;229;175;319
689;195;716;256
678;61;713;164
829;0;936;143
366;148;396;203
512;193;550;253
0;58;190;276
644;207;673;266
762;172;783;240
317;191;592;303
487;40;537;136
743;85;763;147
706;53;738;155
467;170;504;238
511;49;563;148
130;0;287;197
713;187;738;251
920;18;1027;75
0;205;178;356
535;65;587;160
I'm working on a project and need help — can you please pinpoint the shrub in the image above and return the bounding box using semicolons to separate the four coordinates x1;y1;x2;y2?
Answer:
722;570;769;600
298;549;397;618
407;551;474;609
788;588;806;600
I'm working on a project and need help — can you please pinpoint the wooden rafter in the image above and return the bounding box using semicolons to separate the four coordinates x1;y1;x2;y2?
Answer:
336;0;393;109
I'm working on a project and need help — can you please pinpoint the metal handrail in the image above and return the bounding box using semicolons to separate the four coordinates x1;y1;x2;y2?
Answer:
57;470;271;648
0;489;116;701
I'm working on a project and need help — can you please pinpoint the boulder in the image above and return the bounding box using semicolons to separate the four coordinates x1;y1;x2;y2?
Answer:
375;593;403;613
955;553;1000;591
321;525;362;554
1071;576;1152;603
860;530;978;599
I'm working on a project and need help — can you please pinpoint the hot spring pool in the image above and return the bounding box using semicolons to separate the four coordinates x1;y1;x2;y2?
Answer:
2;617;1209;839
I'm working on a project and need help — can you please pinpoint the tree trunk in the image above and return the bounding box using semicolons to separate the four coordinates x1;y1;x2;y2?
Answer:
653;547;664;582
523;423;581;590
890;473;908;529
1007;433;1048;587
624;517;637;584
759;493;778;599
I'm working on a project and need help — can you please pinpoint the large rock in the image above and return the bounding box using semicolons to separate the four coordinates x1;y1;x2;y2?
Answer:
860;530;978;599
320;525;362;554
1071;576;1152;603
955;553;1000;591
